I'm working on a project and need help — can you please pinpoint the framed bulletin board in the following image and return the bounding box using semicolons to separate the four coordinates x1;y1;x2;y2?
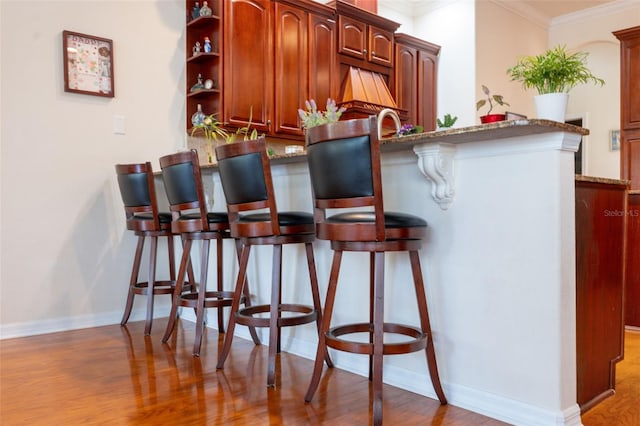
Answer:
62;30;114;98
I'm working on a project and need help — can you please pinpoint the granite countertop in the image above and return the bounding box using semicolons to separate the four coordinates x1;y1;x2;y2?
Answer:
200;119;589;168
575;175;631;186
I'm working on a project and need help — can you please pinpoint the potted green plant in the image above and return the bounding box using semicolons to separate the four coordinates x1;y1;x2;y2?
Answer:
191;111;229;163
476;85;510;124
507;45;604;121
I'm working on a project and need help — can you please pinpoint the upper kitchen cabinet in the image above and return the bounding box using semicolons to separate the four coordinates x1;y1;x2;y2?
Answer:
223;0;336;138
223;0;273;134
393;33;440;131
185;0;223;132
332;0;399;73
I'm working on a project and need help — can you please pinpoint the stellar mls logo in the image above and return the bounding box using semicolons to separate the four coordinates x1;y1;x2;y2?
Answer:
603;209;639;217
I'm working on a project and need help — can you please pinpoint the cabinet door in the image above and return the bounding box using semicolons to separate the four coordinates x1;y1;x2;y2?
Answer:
308;13;337;108
338;15;366;60
417;50;438;131
394;43;418;125
274;3;307;136
224;0;272;133
620;33;640;131
368;25;393;67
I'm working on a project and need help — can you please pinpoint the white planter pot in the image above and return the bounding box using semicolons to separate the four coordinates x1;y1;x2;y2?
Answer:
534;93;569;122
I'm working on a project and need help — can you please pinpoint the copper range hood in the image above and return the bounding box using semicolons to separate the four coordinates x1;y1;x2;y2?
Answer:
338;66;404;136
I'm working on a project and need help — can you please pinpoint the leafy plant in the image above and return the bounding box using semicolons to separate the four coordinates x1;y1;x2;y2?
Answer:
298;98;346;129
225;106;260;143
191;112;229;141
476;85;509;115
507;45;605;94
437;113;458;129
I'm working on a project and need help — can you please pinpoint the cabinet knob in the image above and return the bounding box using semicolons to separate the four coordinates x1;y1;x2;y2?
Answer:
267;119;271;125
371;51;375;56
363;49;368;55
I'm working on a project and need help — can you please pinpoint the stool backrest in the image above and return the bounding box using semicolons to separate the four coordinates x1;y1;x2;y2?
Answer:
305;115;386;241
215;137;280;237
115;162;161;232
159;150;210;233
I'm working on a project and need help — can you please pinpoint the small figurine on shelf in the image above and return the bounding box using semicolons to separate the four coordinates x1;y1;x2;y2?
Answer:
190;73;205;92
199;1;212;16
192;41;201;56
203;37;212;53
191;2;200;20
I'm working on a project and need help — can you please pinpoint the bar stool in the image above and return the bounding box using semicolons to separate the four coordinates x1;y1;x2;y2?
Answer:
214;137;331;387
303;116;447;425
159;149;258;356
115;162;190;335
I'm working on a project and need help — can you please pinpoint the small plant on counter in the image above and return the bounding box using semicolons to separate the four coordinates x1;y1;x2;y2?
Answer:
396;123;424;137
476;85;509;116
437;113;458;129
298;98;346;129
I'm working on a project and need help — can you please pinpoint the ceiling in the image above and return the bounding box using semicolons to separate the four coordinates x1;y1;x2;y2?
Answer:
519;1;616;20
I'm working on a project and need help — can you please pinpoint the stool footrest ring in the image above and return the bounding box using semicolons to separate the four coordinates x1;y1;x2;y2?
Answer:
178;290;237;309
237;304;317;328
326;322;428;355
133;280;177;295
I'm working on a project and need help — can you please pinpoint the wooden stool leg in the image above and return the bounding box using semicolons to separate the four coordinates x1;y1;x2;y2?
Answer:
167;234;176;282
410;250;447;404
267;244;283;387
144;236;159;335
193;239;211;357
217;244;251;369
216;238;225;333
162;239;192;343
369;251;375;381
305;243;333;368
305;250;342;402
372;251;385;426
235;239;260;345
121;235;145;326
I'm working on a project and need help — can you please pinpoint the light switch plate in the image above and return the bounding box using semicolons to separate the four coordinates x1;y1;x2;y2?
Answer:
113;115;126;135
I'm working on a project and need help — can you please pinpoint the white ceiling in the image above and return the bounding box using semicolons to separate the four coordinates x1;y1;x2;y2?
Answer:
519;0;615;20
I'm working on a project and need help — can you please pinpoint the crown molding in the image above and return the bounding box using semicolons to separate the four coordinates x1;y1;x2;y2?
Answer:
490;0;549;29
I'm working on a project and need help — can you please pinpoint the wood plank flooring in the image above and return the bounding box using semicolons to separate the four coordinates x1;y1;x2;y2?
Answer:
0;319;638;425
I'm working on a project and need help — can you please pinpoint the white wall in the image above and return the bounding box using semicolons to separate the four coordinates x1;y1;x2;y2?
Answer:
549;1;640;179
413;0;477;127
0;0;185;336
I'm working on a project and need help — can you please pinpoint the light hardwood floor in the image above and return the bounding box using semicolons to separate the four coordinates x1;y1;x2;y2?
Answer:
0;319;638;425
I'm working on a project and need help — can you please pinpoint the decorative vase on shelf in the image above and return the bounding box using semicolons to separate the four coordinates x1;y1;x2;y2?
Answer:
534;93;569;122
191;104;206;127
191;2;200;20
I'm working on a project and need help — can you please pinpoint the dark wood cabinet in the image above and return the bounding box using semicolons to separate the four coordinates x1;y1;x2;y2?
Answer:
575;177;628;412
223;0;273;133
393;34;440;131
185;0;436;142
614;26;640;190
185;1;223;132
613;25;640;329
308;11;338;106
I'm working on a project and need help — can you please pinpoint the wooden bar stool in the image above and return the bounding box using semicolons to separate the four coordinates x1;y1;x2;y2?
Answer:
159;150;258;356
304;116;447;425
115;162;190;335
214;137;331;387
